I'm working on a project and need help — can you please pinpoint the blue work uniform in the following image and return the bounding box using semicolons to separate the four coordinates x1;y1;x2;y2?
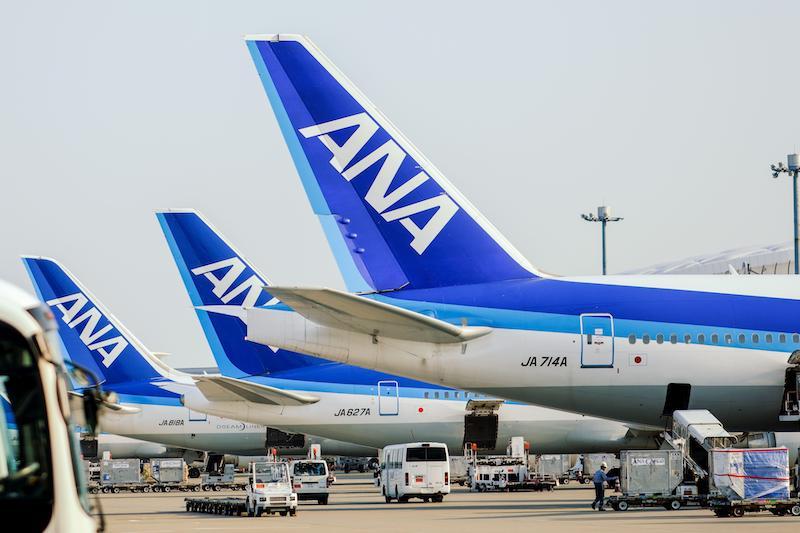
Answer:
591;469;616;510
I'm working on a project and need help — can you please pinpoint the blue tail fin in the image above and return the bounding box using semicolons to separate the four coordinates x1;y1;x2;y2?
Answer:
246;34;539;293
22;256;165;386
156;209;323;378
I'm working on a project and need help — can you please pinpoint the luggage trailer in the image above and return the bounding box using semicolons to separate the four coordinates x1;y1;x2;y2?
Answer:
87;458;244;494
606;410;736;512
606;410;799;515
185;461;298;518
707;447;799;518
708;496;800;518
606;450;708;512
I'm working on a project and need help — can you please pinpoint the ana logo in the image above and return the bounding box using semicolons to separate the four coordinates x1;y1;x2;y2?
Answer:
46;293;128;368
299;112;459;254
191;257;265;308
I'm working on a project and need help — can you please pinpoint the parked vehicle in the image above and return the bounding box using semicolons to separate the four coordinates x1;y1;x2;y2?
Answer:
380;443;450;503
290;460;330;504
244;462;297;516
185;462;297;517
0;279;105;531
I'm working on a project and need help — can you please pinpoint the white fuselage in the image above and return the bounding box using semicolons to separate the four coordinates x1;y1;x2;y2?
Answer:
179;386;656;455
245;292;795;433
99;401;376;456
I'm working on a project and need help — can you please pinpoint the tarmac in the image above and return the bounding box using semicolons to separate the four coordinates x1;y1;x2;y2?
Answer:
97;473;800;532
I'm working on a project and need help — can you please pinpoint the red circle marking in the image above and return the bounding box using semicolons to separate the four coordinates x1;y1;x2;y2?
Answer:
634;356;642;364
418;407;424;413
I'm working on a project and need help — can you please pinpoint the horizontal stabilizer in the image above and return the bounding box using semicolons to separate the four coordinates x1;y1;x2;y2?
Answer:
193;375;319;406
263;286;491;344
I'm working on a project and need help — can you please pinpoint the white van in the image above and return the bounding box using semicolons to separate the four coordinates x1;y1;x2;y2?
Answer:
381;443;450;503
289;459;330;504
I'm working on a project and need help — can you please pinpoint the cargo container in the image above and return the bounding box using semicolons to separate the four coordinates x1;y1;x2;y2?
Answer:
582;453;620;475
620;450;683;496
100;459;142;485
151;458;187;485
710;447;790;501
536;455;573;482
606;450;706;511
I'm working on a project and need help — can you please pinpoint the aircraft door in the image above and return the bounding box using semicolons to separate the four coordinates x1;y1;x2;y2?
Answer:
378;380;399;416
188;408;208;422
580;313;615;368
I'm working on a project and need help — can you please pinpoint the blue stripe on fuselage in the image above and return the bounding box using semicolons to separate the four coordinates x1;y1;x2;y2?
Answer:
381;277;800;336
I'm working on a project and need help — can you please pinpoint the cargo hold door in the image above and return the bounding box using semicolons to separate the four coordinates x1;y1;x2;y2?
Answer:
580;313;615;368
463;399;503;451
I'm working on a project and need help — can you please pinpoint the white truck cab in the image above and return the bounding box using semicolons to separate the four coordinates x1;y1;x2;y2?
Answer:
289;459;330;505
245;461;297;517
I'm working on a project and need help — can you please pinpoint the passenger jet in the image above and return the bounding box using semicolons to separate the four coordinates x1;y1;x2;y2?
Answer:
241;34;800;432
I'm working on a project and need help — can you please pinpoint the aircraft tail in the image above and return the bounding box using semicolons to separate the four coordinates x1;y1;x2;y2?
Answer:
246;34;539;293
156;209;323;378
22;256;171;387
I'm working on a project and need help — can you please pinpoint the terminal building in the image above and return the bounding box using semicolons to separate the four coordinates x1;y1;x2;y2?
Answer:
630;242;795;275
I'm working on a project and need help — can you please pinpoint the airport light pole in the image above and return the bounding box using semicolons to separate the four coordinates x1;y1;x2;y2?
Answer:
771;153;800;275
581;206;623;275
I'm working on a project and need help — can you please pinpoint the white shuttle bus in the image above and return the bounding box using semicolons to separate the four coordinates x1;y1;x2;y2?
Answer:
0;280;97;532
381;442;450;503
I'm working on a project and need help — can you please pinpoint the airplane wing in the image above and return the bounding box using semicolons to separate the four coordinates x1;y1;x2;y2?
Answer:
68;390;141;415
192;375;320;406
263;286;491;344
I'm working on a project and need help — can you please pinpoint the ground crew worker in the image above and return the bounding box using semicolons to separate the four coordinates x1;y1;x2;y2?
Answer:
591;462;617;511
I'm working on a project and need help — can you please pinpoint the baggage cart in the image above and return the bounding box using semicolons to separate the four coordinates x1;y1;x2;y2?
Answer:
201;464;244;491
186;461;297;517
708;496;800;518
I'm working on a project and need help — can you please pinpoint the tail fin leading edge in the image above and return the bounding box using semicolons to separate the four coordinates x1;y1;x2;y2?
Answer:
246;34;538;292
156;209;322;378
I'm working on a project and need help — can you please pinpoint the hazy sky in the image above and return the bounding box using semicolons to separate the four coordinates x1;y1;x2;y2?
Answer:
2;1;799;367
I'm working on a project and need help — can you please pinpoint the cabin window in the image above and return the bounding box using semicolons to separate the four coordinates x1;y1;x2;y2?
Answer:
711;334;719;343
669;334;677;344
454;391;459;399
752;334;759;343
424;392;429;399
444;392;449;399
643;334;651;344
794;334;800;343
738;334;746;344
697;334;705;344
656;334;664;344
766;334;773;343
725;334;733;344
684;334;692;344
434;392;440;399
780;334;787;343
464;392;470;399
628;334;636;344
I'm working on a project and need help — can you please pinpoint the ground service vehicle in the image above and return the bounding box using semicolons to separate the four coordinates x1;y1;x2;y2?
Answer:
381;443;450;503
245;462;297;516
290;460;330;504
0;280;99;531
201;464;244;491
